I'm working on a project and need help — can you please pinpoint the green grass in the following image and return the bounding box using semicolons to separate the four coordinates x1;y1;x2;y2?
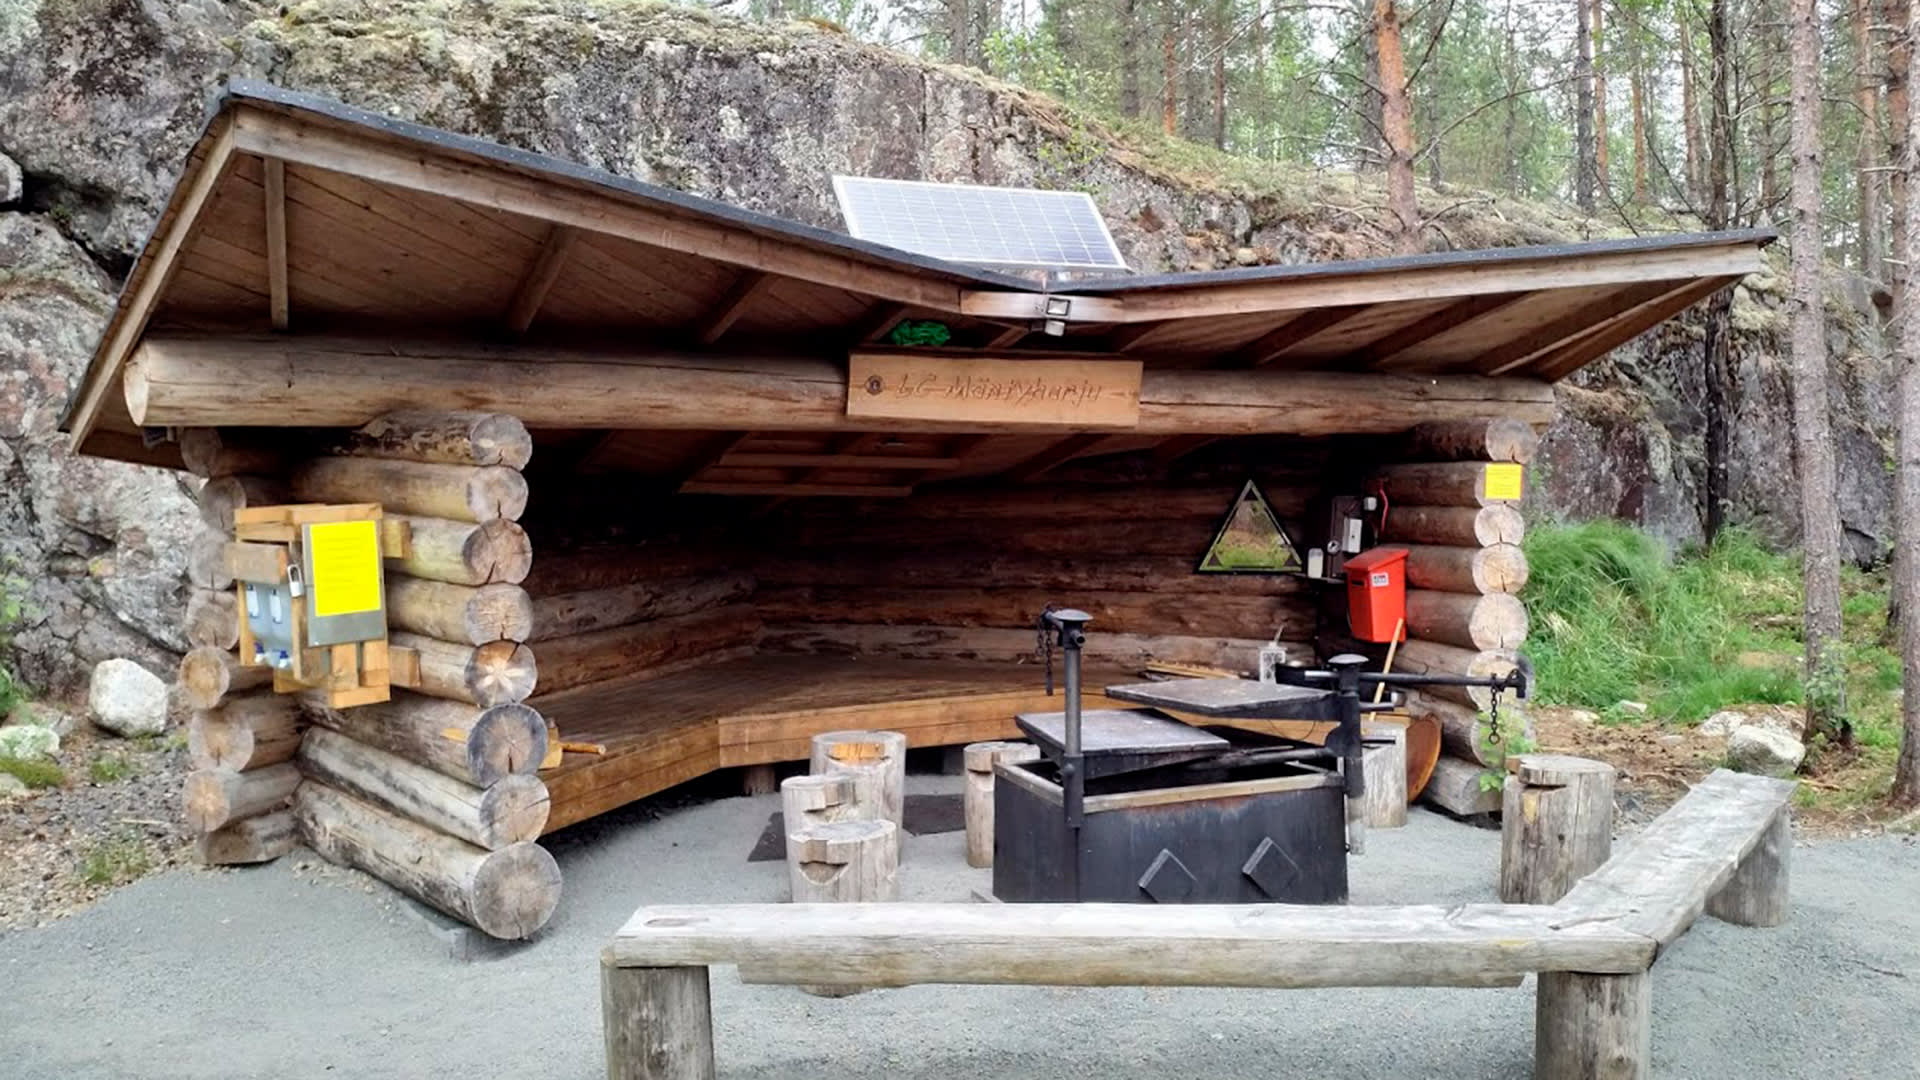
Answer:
88;754;135;783
77;831;153;887
0;755;65;789
1523;521;1902;753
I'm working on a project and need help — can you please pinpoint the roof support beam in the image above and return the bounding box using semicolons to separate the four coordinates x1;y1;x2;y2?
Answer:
1350;292;1530;369
985;324;1031;348
505;225;579;335
263;157;290;331
694;271;774;345
1476;281;1681;375
123;335;1562;435
1152;434;1221;465
850;302;910;346
1099;243;1768;322
1223;305;1371;368
1535;276;1741;380
65;115;237;446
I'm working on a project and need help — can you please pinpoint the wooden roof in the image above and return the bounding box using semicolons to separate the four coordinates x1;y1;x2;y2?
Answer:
64;81;1772;485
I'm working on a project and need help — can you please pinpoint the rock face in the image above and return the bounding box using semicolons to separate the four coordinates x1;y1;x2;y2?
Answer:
87;658;169;737
1726;725;1808;778
0;0;1897;695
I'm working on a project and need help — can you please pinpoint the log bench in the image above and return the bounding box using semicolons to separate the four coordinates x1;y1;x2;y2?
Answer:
601;769;1795;1080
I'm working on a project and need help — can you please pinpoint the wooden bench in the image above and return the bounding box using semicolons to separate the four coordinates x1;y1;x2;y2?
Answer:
601;769;1795;1080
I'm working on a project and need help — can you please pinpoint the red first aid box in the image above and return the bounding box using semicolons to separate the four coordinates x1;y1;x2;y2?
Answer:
1344;547;1409;643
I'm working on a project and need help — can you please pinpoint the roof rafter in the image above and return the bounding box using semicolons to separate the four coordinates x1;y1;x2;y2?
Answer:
1223;305;1372;369
694;270;775;345
1346;292;1531;370
505;224;579;335
263;157;289;331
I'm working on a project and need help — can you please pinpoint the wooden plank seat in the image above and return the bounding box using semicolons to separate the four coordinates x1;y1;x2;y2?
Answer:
601;769;1796;1080
533;655;1128;833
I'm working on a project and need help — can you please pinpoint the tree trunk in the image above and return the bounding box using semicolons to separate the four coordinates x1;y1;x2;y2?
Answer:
1887;0;1912;305
1858;0;1886;278
1374;0;1422;252
1630;9;1650;203
1682;19;1704;204
1574;0;1598;212
948;0;971;67
1161;4;1179;135
1892;0;1920;806
1593;0;1609;197
1704;0;1736;541
1788;0;1850;749
1121;0;1142;118
1211;0;1228;150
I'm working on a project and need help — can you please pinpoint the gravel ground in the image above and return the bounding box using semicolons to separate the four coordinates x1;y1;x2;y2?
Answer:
1;772;1916;1079
0;730;193;930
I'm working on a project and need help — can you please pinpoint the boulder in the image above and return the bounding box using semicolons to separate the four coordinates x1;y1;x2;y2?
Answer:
1700;704;1806;742
0;773;28;799
87;659;169;737
0;723;59;760
1726;725;1806;778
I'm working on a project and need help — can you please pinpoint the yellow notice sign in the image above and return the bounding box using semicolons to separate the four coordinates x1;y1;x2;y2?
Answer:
307;520;383;617
1483;463;1525;502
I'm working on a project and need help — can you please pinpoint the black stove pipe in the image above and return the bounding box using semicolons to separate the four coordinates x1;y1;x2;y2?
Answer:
1042;608;1093;900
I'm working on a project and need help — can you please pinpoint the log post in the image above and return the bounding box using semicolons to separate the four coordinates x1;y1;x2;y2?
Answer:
183;763;301;833
1404;590;1529;650
1399;417;1541;463
389;516;532;586
188;693;303;771
1419;754;1503;817
196;475;289;532
1373;462;1525;507
387;632;538;706
1500;755;1615;904
1534;970;1651;1080
189;530;236;590
291;457;528;523
1359;726;1408;829
184;587;239;649
1380;504;1525;547
197;810;299;865
299;692;548;786
386;578;534;644
601;962;716;1080
179;646;274;710
1394;642;1522;710
293;782;561;939
780;774;862;833
297;726;550;849
1402;544;1530;594
785;817;900;998
328;411;533;469
809;730;907;830
1704;807;1791;927
787;819;899;904
963;741;1039;868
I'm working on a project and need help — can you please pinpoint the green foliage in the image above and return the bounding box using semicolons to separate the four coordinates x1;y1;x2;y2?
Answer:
1477;727;1538;792
77;831;152;887
0;558;27;718
1523;521;1904;753
0;755;65;789
88;754;135;784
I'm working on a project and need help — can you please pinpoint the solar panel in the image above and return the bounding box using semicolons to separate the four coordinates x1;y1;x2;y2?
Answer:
833;176;1127;271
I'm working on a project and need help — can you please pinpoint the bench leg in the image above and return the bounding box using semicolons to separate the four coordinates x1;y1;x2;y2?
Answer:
1535;970;1650;1080
1705;807;1790;927
602;961;715;1080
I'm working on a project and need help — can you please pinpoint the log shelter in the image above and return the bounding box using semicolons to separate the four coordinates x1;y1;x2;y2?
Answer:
61;82;1773;937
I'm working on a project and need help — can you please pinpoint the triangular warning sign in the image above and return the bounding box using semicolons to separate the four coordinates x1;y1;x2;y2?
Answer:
1198;480;1303;574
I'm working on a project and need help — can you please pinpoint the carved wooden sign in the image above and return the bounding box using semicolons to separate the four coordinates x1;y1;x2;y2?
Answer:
846;352;1143;427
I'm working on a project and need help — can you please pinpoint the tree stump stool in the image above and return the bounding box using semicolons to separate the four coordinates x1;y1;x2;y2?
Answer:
780;773;863;837
1500;754;1615;904
1359;722;1409;829
962;740;1040;868
809;729;906;830
786;817;900;998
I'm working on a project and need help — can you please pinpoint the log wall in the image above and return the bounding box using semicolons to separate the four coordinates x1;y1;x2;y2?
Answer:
172;411;562;941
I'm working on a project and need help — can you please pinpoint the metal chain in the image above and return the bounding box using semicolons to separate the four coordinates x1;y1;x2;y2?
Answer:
1036;603;1059;695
